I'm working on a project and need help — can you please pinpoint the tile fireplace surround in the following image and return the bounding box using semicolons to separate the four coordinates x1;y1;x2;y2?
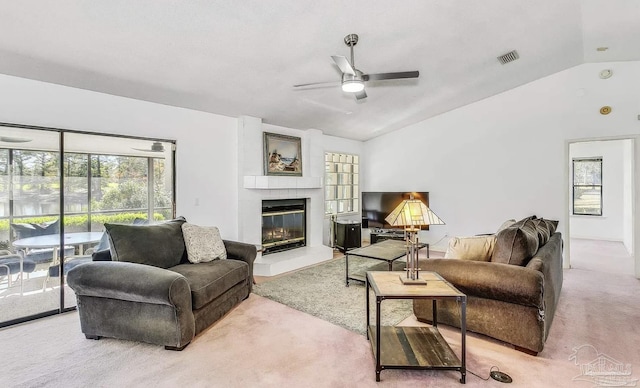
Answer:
237;117;333;276
243;188;333;277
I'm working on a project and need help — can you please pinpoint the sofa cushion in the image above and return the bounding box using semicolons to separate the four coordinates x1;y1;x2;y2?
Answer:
532;219;551;245
94;232;110;251
182;223;227;263
444;235;496;262
491;219;539;266
542;218;559;234
105;217;187;269
496;219;516;233
170;260;249;309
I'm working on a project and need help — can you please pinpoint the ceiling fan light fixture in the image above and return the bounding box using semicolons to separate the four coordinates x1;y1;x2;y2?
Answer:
342;80;365;93
341;70;365;93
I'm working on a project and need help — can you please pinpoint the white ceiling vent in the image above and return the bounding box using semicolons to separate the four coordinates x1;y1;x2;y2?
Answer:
497;50;519;65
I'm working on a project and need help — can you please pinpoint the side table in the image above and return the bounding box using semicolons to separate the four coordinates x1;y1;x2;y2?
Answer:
365;271;467;383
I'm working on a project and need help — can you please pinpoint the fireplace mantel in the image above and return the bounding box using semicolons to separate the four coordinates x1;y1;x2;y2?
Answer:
243;175;322;190
237;119;332;276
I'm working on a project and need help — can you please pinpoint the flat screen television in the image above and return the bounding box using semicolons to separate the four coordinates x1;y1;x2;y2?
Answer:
361;191;430;230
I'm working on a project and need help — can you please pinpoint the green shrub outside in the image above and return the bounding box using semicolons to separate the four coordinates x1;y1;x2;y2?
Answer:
0;212;166;232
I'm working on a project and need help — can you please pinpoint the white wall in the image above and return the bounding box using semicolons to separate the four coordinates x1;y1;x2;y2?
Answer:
623;139;634;254
0;73;240;239
569;140;627;241
364;61;640;273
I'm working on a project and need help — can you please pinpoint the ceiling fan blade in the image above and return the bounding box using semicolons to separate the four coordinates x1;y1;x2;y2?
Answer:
331;55;356;75
362;71;419;81
0;136;32;143
292;81;340;89
354;90;367;100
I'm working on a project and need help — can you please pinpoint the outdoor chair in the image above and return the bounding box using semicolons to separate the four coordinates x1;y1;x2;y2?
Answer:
43;233;110;290
0;250;36;288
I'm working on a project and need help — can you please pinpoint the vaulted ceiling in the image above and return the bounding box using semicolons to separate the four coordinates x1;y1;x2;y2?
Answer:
0;1;638;140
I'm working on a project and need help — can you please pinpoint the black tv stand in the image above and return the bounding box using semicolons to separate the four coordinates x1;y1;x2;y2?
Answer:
369;229;405;244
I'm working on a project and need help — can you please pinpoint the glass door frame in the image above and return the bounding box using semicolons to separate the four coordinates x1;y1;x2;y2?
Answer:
0;121;177;328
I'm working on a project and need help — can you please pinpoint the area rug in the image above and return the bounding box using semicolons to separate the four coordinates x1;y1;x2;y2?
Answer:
253;256;412;335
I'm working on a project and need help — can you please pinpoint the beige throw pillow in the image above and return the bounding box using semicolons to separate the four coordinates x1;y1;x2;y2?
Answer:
444;235;497;262
181;223;227;263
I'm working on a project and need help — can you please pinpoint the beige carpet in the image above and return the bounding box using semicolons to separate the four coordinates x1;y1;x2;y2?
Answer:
2;239;640;387
2;267;640;387
570;238;635;276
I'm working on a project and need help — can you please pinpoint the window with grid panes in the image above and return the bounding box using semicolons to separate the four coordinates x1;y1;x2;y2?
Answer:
324;152;359;215
572;158;602;216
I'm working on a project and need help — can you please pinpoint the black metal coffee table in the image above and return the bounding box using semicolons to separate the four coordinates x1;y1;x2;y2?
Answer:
345;239;427;286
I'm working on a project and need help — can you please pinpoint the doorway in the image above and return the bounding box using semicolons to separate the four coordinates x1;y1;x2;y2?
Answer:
567;138;635;277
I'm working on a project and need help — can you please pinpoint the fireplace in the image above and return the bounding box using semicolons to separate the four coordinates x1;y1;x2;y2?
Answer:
261;199;306;255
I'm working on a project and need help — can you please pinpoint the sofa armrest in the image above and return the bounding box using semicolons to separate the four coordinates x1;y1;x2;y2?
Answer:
224;240;257;276
67;261;192;309
418;258;544;308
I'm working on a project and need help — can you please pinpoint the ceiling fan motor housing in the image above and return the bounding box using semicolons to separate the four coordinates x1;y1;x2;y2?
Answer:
342;69;363;83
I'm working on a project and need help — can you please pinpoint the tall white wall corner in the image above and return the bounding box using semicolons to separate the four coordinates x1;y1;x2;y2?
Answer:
237;115;263;242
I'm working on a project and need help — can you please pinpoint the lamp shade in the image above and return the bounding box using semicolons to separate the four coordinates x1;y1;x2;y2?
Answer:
384;199;445;227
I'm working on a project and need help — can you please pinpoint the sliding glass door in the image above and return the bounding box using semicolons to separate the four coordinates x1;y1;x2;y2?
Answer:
0;124;175;325
61;133;175;309
0;127;61;323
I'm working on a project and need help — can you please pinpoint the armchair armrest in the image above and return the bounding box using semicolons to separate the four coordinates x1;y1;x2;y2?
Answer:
418;258;544;308
67;261;192;309
223;240;257;276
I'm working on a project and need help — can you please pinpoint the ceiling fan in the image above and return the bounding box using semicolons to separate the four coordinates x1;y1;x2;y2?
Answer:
293;34;419;100
132;141;165;152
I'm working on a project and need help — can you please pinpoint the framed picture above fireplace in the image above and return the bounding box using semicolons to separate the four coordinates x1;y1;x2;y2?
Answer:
263;132;302;176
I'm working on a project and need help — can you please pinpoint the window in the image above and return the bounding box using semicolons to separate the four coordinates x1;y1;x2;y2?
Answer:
573;158;602;216
324;152;359;215
0;125;176;326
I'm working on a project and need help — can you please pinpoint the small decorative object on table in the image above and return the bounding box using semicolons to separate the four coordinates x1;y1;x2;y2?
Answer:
384;195;444;285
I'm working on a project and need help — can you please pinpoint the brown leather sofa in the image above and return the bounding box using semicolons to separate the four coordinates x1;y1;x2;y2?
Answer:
413;217;563;355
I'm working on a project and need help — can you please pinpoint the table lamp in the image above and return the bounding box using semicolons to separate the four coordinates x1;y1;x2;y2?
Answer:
384;195;445;285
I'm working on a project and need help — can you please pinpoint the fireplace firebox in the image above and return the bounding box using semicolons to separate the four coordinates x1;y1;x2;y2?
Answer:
261;199;306;255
